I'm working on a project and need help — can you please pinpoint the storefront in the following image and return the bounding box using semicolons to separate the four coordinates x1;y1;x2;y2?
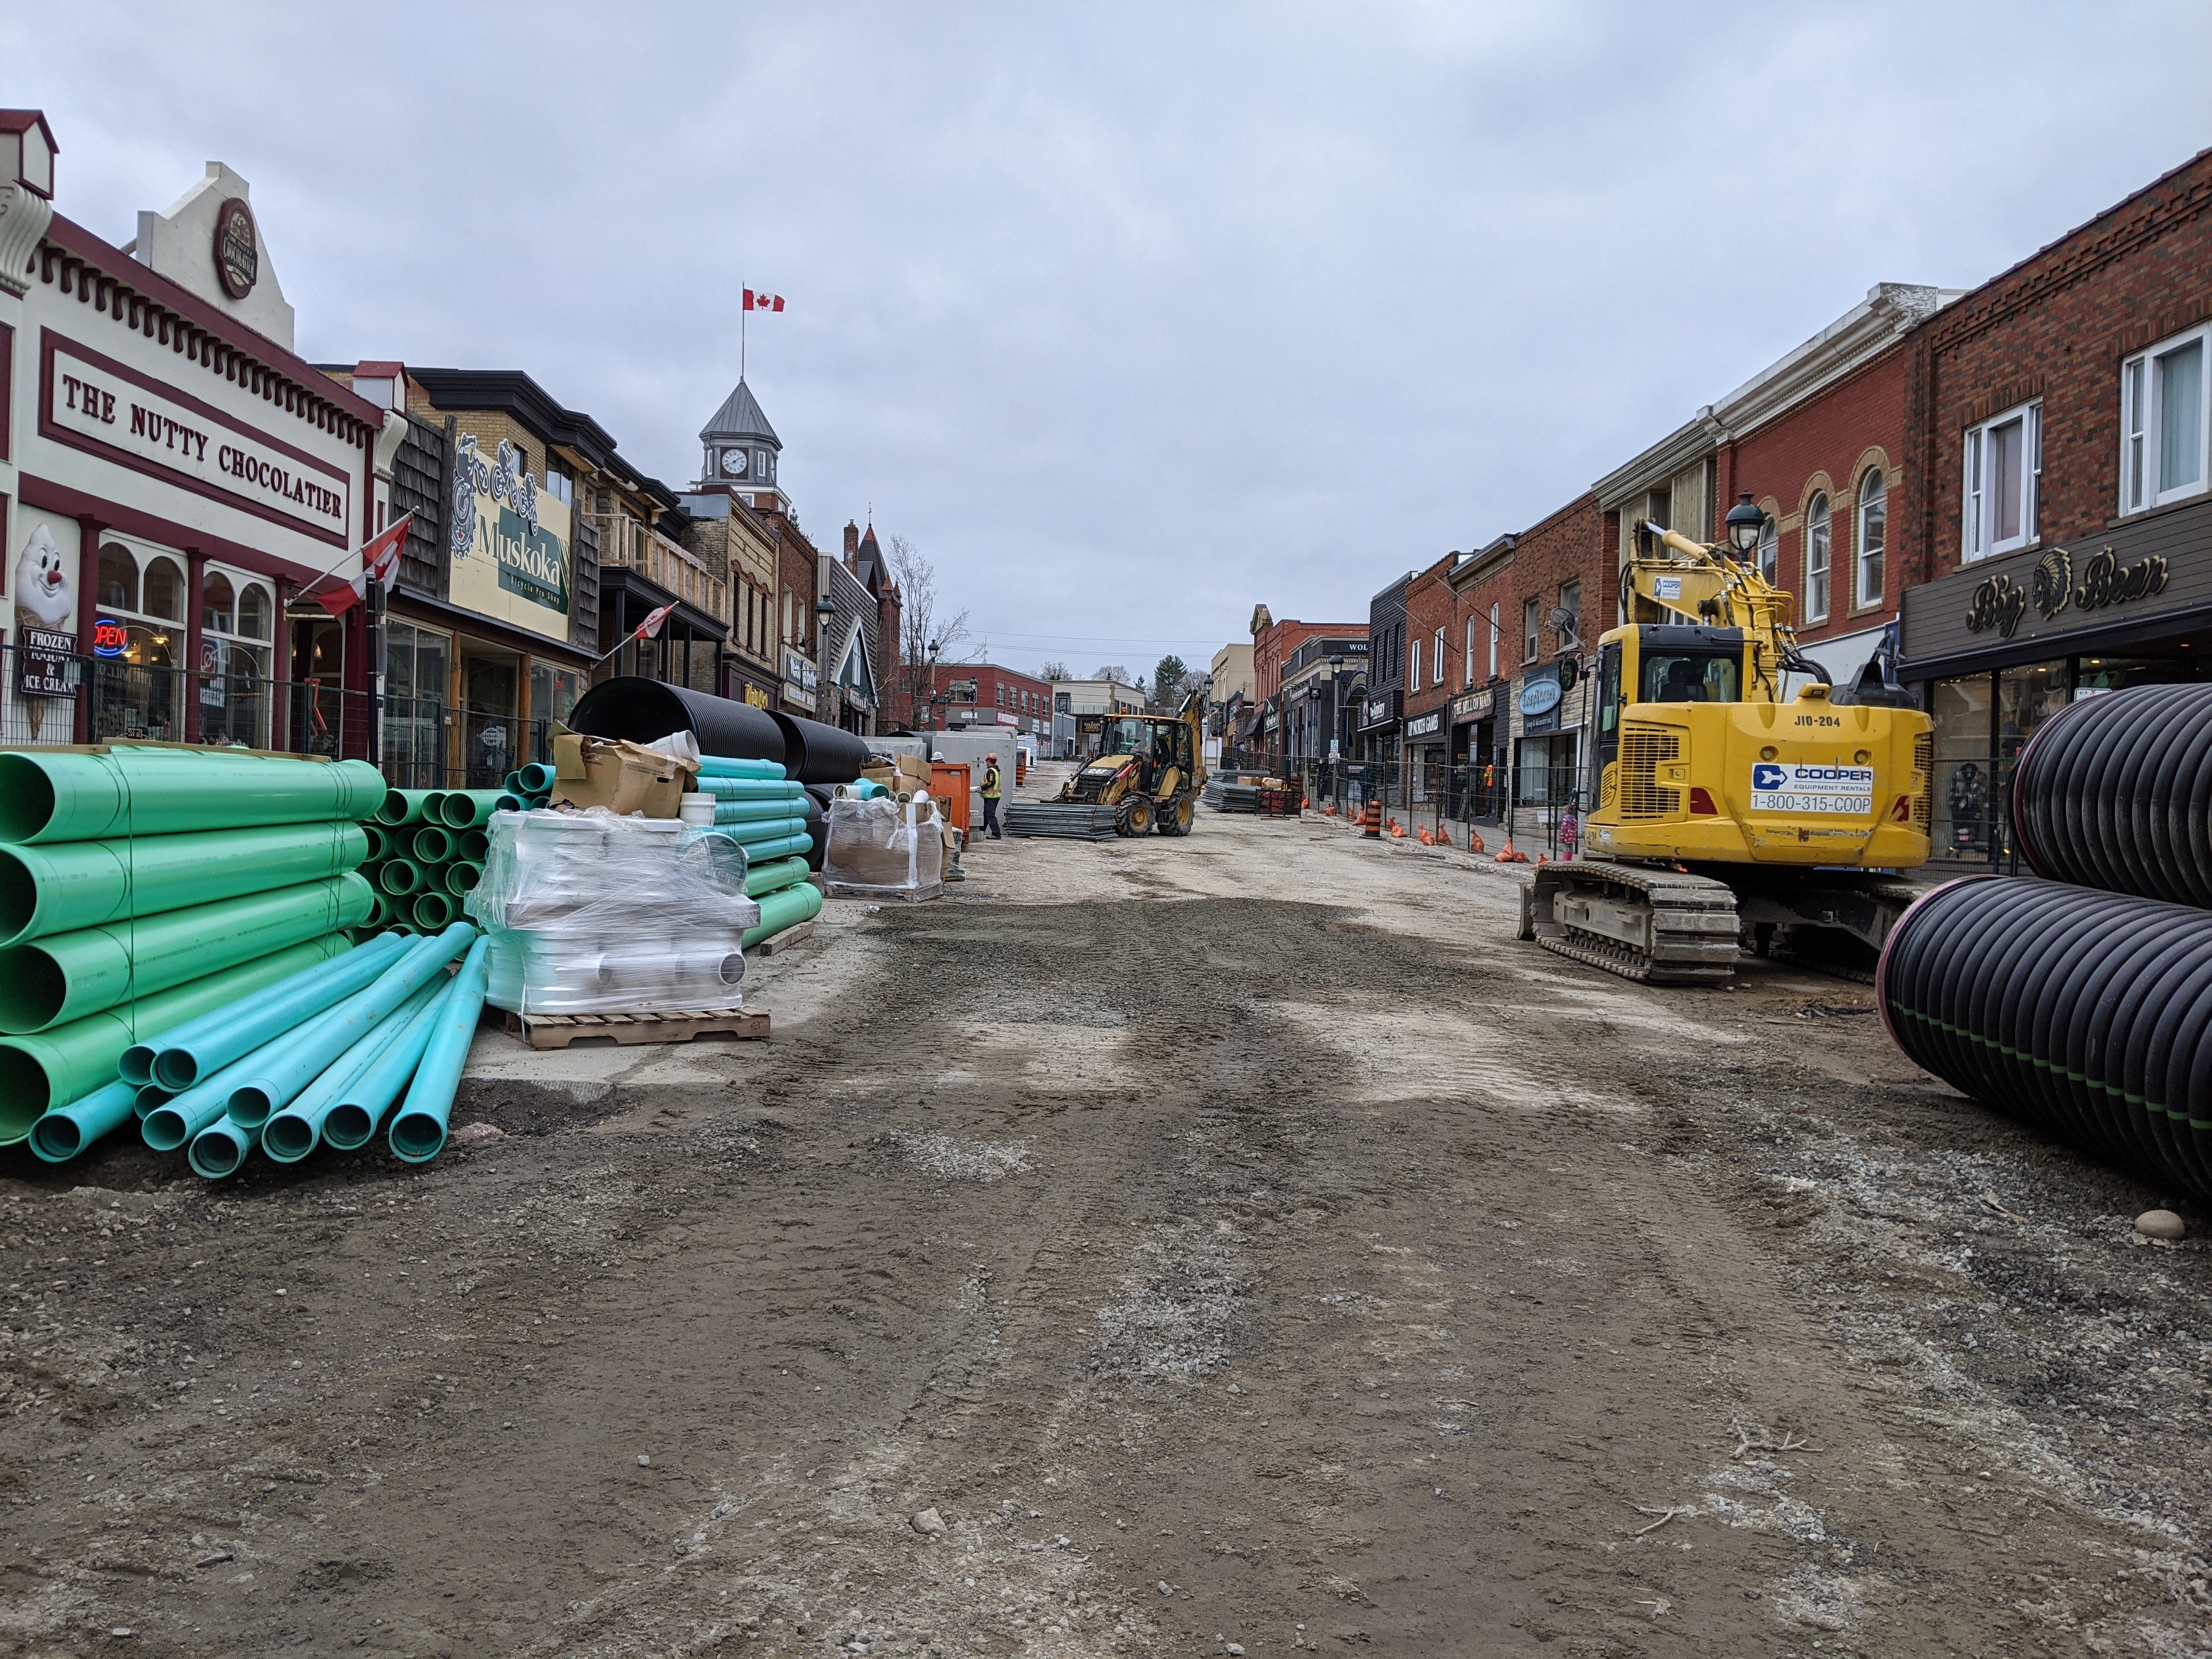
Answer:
1511;658;1590;810
1402;706;1444;803
1898;496;2212;861
2;133;381;755
1448;684;1499;819
1355;686;1401;772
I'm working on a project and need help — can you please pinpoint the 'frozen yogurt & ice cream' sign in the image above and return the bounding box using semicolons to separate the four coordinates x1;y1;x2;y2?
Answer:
42;337;353;546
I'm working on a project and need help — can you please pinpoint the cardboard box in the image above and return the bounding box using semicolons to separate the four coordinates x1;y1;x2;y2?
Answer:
550;726;697;817
892;753;932;786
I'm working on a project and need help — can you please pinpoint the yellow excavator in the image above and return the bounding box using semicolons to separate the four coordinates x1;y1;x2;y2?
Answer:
1520;500;1933;983
1007;691;1207;840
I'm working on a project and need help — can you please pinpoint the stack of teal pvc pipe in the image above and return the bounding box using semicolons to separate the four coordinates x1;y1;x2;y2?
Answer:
361;789;506;935
0;747;386;1152
695;757;822;947
501;763;555;814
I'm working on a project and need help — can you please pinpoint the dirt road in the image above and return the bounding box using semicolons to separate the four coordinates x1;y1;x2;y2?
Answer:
5;805;2212;1657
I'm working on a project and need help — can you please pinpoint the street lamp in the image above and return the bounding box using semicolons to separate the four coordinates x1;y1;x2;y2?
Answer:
1724;490;1766;559
815;596;837;725
925;637;943;732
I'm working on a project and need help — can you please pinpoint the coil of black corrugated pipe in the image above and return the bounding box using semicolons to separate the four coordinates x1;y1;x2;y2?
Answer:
800;790;828;872
769;710;870;786
569;677;788;766
1877;875;2212;1201
2011;683;2212;909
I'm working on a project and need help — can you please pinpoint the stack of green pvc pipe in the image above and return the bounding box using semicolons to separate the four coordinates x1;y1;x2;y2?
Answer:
695;757;822;948
359;789;505;936
502;762;555;814
0;746;386;1153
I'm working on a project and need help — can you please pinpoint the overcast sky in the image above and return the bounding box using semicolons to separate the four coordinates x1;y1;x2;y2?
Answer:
14;2;2210;680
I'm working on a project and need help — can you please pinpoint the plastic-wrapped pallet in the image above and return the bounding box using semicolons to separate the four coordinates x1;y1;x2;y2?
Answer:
822;797;945;902
465;808;761;1015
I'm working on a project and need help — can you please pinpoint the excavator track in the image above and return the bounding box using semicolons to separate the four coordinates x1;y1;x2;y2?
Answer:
1520;860;1741;985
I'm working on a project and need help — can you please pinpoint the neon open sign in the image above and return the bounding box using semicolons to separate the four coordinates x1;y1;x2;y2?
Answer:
92;618;129;659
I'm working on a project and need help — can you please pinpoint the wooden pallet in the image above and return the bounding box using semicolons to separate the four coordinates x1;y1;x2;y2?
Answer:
749;918;816;957
500;1008;770;1050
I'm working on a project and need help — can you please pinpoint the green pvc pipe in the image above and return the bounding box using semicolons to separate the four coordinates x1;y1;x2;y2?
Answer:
439;791;506;828
444;861;483;896
458;830;489;861
743;855;812;898
322;967;453;1151
360;822;390;864
743;880;823;949
221;924;474;1129
411;890;455;931
188;1116;258;1180
698;756;786;780
735;833;812;864
494;794;527;814
376;789;435;826
514;763;556;795
378;859;424;896
502;770;524;794
0;872;375;1034
411;824;455;863
28;1078;138;1163
365;890;391;929
691;776;806;799
390;937;491;1164
141;931;407;1090
0;752;385;846
134;1084;170;1119
422;792;449;822
0;821;369;951
262;978;441;1163
719;812;809;839
712;797;806;825
0;935;348;1141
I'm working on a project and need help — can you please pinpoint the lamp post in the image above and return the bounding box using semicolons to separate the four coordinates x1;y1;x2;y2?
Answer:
815;595;837;728
1724;490;1767;561
924;637;942;732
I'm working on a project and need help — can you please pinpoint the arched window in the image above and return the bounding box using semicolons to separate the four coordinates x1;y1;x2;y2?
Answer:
199;568;274;747
1856;471;1886;607
1805;494;1831;623
142;557;184;623
236;582;272;640
98;544;138;613
1757;516;1778;585
201;572;235;634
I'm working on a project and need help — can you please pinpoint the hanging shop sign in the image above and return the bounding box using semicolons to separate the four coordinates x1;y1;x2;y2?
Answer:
1403;709;1443;740
1357;687;1401;732
447;435;573;644
1449;686;1494;723
1520;665;1562;737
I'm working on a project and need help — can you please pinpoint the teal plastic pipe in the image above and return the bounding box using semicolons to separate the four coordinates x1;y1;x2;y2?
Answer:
144;931;407;1090
376;788;435;826
690;776;805;799
698;756;786;780
261;978;441;1163
144;979;377;1150
733;833;812;864
378;859;424;896
459;829;489;861
27;1078;138;1163
0;820;370;951
365;890;391;929
443;861;482;896
390;937;491;1164
421;791;449;822
411;890;456;931
439;791;506;828
222;924;474;1128
494;793;527;814
188;1116;258;1180
502;770;524;794
514;763;556;794
743;880;823;948
718;812;808;838
411;824;454;863
0;872;375;1034
743;855;812;898
134;1084;170;1119
0;752;384;845
360;822;390;864
712;797;805;825
323;973;452;1151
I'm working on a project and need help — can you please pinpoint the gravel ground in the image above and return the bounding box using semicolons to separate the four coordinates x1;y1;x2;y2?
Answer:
4;787;2211;1658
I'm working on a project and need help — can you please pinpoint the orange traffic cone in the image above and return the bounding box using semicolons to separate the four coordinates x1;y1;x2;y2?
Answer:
1467;831;1486;854
1323;803;1338;817
1436;826;1453;848
1417;826;1434;846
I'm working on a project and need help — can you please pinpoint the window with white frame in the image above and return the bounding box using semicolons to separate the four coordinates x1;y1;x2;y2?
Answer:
1408;634;1422;692
1522;596;1539;664
1855;470;1886;608
1432;627;1445;691
199;566;276;747
2121;324;2208;514
1804;493;1831;623
1558;580;1581;647
1463;617;1474;687
1757;515;1778;585
1488;603;1499;678
1963;401;2040;561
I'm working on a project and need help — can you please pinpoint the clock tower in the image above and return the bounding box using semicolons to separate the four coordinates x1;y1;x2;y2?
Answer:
694;377;786;514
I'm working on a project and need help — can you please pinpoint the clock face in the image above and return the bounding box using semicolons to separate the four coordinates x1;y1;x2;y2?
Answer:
721;447;749;476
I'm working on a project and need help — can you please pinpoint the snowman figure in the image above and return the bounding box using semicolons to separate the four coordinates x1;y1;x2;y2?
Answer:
13;522;76;739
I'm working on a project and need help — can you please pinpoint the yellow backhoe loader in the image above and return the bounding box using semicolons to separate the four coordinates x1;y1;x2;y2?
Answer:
1007;692;1208;841
1519;500;1933;983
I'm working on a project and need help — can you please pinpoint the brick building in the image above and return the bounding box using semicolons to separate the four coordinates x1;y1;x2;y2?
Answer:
1898;148;2212;860
1249;604;1361;757
932;661;1053;735
1400;551;1458;801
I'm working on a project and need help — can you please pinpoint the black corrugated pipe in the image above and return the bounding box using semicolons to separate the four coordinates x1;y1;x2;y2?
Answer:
800;791;828;872
1878;875;2212;1201
2011;684;2212;909
768;711;871;786
569;678;789;767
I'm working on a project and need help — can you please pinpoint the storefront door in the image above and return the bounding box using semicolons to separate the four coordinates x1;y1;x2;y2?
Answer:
290;617;345;760
462;649;521;789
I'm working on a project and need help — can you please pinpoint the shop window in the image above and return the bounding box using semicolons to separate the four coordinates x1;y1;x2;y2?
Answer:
1558;581;1581;647
1804;494;1831;623
198;566;273;747
2121;325;2208;514
1931;674;1995;860
98;544;138;613
202;572;235;634
1855;471;1885;608
236;582;272;640
529;662;583;762
1964;402;2040;561
1757;516;1778;585
1522;597;1539;664
142;557;184;622
386;621;452;787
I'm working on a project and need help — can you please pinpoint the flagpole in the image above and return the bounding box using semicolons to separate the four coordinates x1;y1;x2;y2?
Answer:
296;512;413;597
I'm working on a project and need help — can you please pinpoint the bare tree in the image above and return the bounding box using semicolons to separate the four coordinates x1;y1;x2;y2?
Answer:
1092;664;1133;686
887;534;970;730
1039;659;1070;680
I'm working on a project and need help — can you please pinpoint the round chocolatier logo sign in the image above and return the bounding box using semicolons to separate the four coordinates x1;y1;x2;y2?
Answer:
213;198;258;300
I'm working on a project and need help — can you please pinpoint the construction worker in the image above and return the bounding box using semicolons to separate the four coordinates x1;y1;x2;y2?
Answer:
981;752;1004;839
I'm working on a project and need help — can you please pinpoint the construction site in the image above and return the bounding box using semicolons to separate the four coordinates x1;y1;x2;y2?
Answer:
6;753;2212;1658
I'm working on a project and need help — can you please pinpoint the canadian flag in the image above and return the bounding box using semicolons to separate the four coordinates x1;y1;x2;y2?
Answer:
634;603;676;640
742;289;786;312
315;512;413;617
